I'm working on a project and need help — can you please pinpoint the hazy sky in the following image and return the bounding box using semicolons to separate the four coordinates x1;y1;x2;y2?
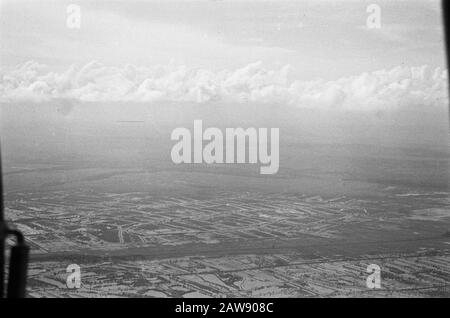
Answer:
0;0;446;80
0;0;448;119
0;1;448;181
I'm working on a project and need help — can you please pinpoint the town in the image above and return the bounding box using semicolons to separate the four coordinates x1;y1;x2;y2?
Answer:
4;187;450;297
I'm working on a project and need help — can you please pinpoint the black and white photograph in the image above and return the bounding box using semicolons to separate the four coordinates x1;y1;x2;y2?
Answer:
0;0;449;305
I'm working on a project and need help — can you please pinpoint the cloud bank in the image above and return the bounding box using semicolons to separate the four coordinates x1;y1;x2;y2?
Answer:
0;61;447;111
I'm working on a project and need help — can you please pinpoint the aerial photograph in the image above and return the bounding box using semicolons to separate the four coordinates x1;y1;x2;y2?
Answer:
0;0;449;301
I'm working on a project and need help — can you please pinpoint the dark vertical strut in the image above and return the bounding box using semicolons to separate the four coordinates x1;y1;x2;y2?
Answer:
6;229;29;298
0;147;5;298
443;1;450;130
0;137;29;299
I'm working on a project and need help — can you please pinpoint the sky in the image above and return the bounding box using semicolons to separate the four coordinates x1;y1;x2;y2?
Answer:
0;0;446;78
0;0;448;180
0;1;448;115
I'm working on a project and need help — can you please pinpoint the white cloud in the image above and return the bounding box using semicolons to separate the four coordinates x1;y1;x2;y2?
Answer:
0;60;447;111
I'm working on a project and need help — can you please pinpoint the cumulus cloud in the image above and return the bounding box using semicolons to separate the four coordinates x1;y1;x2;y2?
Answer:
0;60;447;111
